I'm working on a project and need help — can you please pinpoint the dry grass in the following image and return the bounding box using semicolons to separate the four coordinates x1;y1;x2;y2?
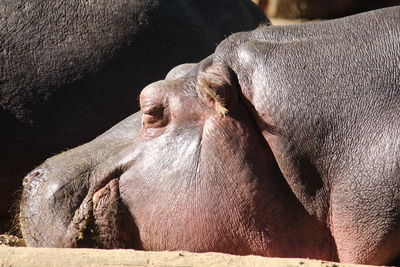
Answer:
0;234;25;247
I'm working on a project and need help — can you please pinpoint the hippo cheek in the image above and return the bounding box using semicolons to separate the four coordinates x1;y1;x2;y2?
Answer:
115;141;204;251
117;165;198;251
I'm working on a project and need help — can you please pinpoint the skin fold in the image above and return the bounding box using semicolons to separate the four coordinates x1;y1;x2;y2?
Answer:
20;6;399;265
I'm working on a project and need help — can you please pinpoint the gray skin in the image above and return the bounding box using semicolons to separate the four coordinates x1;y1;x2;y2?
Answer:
20;7;400;265
0;0;266;231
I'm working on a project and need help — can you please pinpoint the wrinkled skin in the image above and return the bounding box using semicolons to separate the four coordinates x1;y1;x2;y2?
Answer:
0;0;266;231
20;7;400;265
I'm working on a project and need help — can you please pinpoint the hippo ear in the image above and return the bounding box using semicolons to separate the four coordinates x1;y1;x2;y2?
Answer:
196;64;237;116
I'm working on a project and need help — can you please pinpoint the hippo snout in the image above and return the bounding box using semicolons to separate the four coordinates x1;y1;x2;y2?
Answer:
20;163;92;247
20;162;135;248
19;112;144;248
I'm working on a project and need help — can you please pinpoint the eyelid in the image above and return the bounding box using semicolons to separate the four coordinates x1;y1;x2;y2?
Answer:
141;103;164;114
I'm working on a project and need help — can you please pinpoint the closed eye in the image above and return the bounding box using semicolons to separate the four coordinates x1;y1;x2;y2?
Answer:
141;103;168;129
141;103;164;115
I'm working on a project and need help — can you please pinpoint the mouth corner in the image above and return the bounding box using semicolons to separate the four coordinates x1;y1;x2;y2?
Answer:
63;175;135;249
62;192;95;248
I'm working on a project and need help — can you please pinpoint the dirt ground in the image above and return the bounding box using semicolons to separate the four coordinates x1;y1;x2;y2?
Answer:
0;246;377;267
0;234;380;267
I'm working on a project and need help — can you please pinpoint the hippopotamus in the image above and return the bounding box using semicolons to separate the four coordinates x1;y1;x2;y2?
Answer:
20;6;399;265
0;0;266;231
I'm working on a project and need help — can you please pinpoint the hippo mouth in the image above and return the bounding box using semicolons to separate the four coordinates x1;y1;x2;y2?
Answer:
62;170;136;248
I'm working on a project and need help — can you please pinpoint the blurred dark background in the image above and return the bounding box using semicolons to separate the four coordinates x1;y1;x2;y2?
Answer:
253;0;400;19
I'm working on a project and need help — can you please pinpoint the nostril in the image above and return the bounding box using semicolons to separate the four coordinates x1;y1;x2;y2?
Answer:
22;168;47;189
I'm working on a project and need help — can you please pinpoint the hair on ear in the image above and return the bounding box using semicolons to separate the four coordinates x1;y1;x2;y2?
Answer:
196;69;229;116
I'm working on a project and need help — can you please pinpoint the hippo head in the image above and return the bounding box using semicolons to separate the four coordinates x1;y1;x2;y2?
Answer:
19;56;328;257
21;57;273;251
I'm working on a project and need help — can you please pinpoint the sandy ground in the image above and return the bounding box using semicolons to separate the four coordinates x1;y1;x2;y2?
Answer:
0;246;378;267
0;235;378;267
